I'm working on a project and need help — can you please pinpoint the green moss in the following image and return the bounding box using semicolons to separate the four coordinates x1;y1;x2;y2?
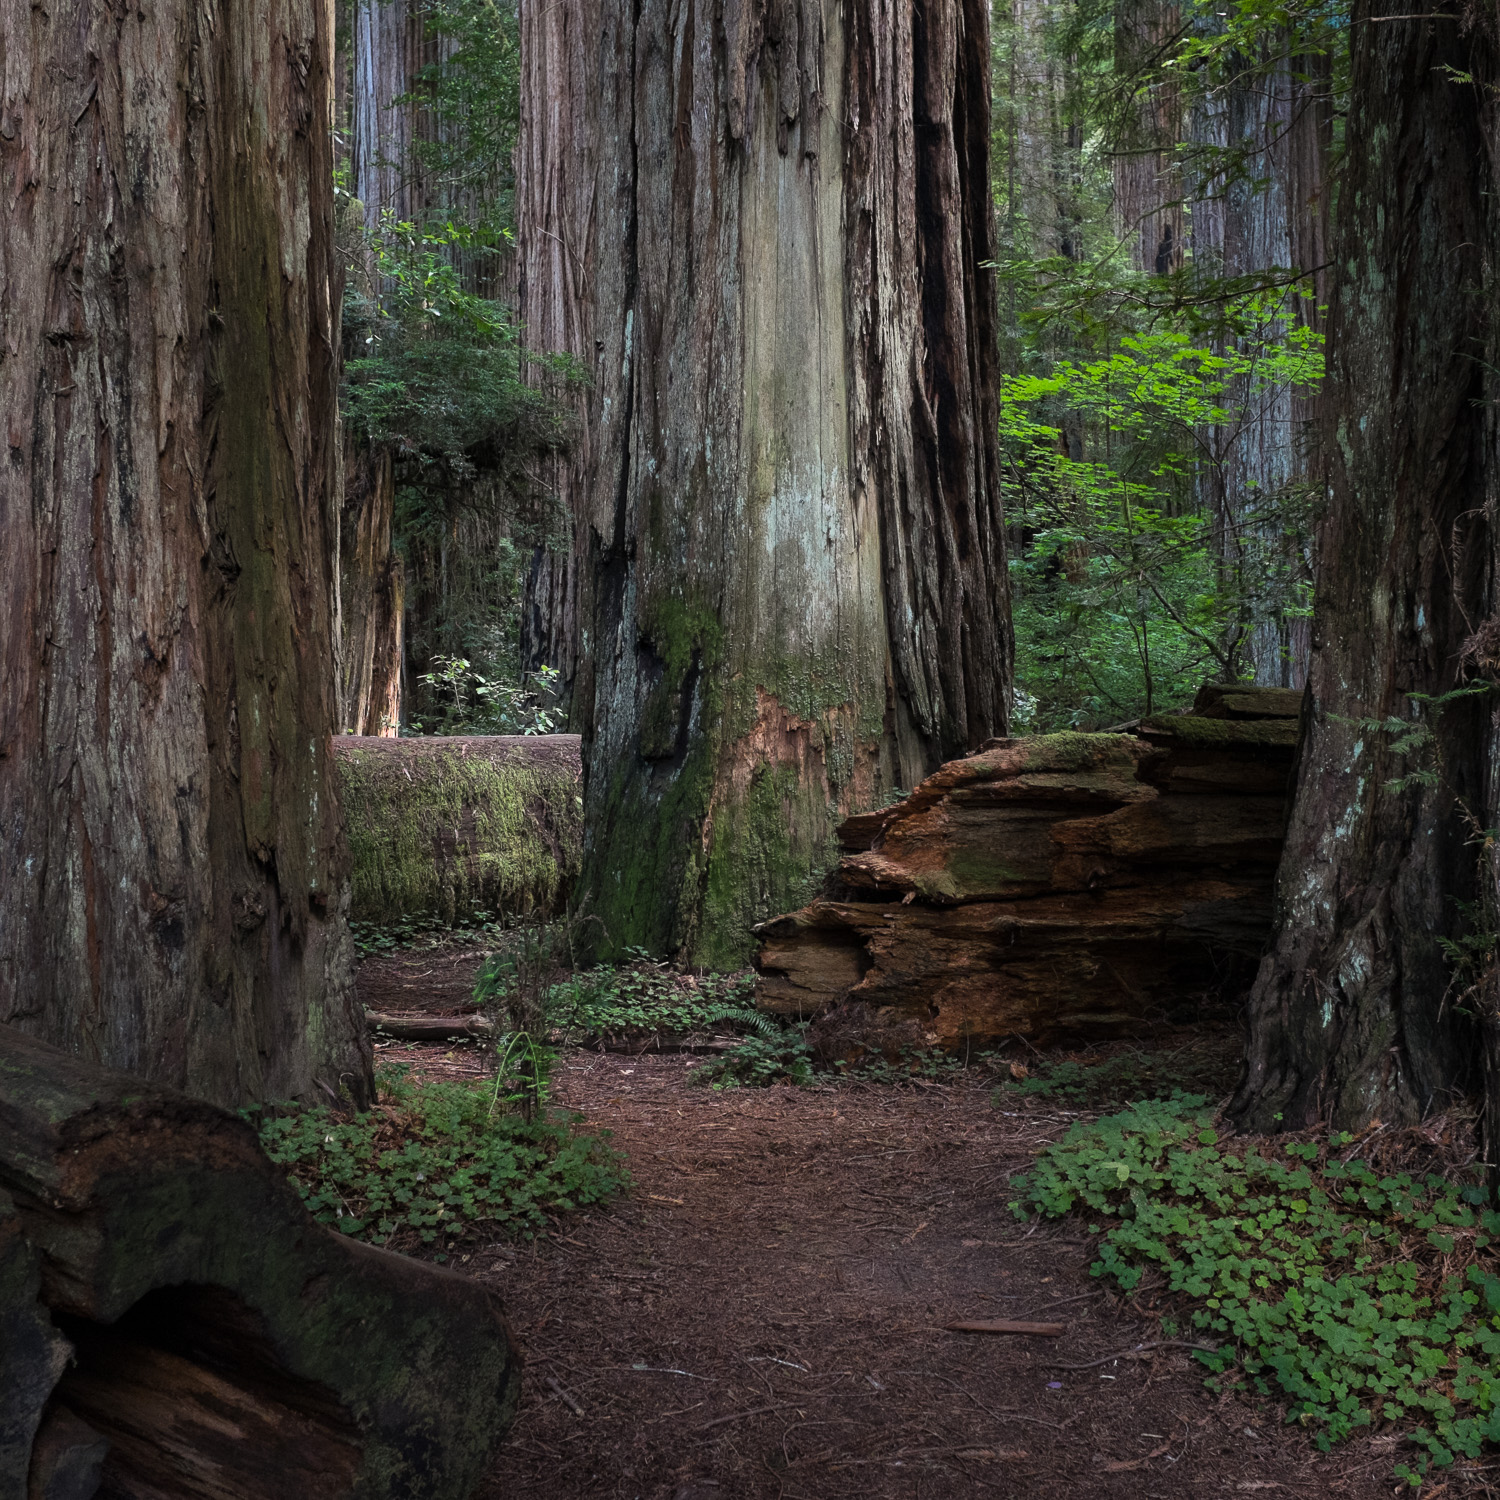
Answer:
1019;731;1140;772
584;595;893;968
697;764;840;970
1140;715;1299;748
582;729;722;961
646;596;724;679
336;743;581;926
637;598;726;760
946;845;1043;893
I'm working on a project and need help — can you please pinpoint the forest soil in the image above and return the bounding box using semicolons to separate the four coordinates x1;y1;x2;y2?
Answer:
358;950;1491;1498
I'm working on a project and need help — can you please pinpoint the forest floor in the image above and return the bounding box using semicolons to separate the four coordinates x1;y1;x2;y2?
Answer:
359;943;1496;1500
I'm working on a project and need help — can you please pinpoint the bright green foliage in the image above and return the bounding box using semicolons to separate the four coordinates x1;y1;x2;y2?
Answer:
343;216;576;483
991;0;1343;728
250;1065;627;1248
398;0;522;240
691;1029;817;1090
411;656;564;736
541;961;774;1043
337;0;579;731
1013;1097;1500;1477
1004;301;1322;729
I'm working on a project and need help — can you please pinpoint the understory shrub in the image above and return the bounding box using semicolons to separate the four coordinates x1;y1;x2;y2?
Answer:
691;1028;817;1090
1012;1095;1500;1481
250;1064;627;1252
992;1044;1238;1107
542;960;772;1042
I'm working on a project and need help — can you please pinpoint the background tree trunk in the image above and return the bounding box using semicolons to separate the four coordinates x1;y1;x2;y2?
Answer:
1230;0;1493;1132
1188;38;1329;689
0;0;370;1107
519;0;1010;967
1113;0;1185;274
337;442;405;736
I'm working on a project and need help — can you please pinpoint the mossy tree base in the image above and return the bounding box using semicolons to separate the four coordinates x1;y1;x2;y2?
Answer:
519;0;1010;969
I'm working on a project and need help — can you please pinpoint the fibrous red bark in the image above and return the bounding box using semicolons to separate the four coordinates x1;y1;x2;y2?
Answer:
0;0;369;1106
337;440;405;736
518;0;1010;966
1231;1;1495;1132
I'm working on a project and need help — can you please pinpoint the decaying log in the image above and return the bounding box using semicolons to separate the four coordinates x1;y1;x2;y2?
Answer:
334;734;582;927
754;685;1299;1049
0;1025;521;1500
366;1010;498;1042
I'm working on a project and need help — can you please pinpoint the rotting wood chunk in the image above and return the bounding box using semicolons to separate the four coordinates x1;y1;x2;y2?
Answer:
754;684;1300;1053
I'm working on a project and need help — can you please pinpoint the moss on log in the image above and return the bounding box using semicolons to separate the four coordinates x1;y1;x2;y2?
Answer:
334;735;582;927
0;1025;522;1499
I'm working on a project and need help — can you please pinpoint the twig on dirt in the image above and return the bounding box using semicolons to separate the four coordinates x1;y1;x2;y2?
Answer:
627;1364;713;1379
1033;1288;1104;1310
890;1370;1065;1430
1044;1339;1222;1371
646;1401;706;1423
944;1319;1066;1336
545;1376;586;1417
695;1402;805;1432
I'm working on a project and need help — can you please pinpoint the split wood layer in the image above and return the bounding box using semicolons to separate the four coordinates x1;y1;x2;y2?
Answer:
754;685;1301;1049
0;1026;520;1500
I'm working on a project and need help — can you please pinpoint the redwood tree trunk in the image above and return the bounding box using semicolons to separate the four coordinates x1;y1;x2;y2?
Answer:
338;441;405;736
1189;39;1329;689
0;0;371;1106
1114;0;1185;274
519;0;1010;967
1230;0;1493;1132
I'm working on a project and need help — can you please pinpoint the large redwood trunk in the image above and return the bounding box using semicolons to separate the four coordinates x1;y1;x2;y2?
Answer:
519;0;1010;966
1231;1;1494;1132
1113;0;1185;274
0;0;370;1106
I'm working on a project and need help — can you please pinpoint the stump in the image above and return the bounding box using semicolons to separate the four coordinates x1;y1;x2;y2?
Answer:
0;1026;522;1499
755;685;1301;1050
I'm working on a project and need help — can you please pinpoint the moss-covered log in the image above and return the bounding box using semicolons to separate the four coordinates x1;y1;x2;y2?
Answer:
334;735;582;926
755;685;1300;1049
0;1024;521;1499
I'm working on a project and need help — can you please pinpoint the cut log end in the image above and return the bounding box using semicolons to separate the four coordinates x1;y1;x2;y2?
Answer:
0;1025;522;1500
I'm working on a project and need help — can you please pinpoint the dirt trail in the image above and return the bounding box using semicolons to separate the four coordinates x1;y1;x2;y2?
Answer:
375;1033;1428;1499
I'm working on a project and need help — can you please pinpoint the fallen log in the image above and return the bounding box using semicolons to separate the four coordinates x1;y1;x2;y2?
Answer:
0;1025;521;1500
367;1009;497;1041
334;733;582;927
754;684;1299;1050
